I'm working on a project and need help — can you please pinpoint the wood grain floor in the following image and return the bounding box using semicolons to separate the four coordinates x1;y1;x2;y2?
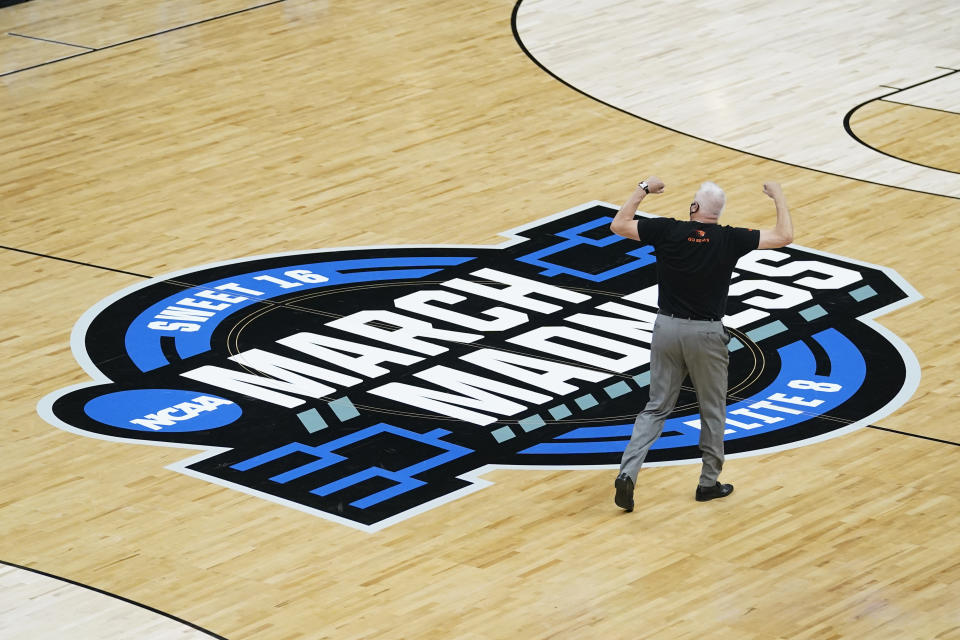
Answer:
515;0;960;196
2;1;958;638
849;99;960;173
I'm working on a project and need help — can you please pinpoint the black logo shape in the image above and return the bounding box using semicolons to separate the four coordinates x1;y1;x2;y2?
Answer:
40;203;920;531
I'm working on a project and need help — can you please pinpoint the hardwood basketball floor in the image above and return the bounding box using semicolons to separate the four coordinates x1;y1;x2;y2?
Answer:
1;1;958;638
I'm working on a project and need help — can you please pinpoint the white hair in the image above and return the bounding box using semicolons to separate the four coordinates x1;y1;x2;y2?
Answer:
694;181;726;216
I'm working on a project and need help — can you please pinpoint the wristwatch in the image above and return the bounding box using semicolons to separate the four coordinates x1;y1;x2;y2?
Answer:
638;181;649;193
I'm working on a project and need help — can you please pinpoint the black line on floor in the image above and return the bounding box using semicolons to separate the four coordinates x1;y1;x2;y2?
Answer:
889;68;960;94
866;424;959;447
0;50;91;76
92;0;288;52
0;560;229;640
8;31;95;50
880;98;960;117
843;114;960;175
841;68;960;177
713;386;959;449
0;245;150;278
0;0;287;77
509;0;960;201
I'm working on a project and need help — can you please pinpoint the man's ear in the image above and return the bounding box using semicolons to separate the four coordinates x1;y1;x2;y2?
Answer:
690;202;699;213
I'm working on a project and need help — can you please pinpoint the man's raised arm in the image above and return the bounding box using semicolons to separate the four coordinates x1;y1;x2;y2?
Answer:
610;175;665;241
757;182;794;249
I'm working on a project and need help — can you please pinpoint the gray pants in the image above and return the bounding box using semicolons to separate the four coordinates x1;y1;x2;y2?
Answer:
619;314;731;487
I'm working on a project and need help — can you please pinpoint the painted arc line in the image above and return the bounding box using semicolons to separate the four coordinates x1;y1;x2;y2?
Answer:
0;563;224;640
514;0;960;196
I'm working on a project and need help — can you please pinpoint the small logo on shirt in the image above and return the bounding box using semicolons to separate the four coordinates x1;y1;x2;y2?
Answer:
688;229;710;243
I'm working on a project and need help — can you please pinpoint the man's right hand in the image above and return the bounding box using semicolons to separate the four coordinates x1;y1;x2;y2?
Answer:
763;182;783;198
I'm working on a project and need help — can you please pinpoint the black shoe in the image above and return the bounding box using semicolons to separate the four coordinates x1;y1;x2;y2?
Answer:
695;481;734;502
614;473;634;512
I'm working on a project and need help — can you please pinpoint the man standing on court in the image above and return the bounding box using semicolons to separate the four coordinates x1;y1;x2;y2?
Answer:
610;176;794;510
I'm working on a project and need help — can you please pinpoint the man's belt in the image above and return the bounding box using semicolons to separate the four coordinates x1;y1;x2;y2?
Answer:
658;311;721;322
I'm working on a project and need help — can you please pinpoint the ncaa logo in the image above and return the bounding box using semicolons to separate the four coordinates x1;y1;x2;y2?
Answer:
39;202;920;532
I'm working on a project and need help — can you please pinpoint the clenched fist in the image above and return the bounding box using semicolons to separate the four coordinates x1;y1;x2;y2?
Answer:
643;176;666;194
763;182;783;198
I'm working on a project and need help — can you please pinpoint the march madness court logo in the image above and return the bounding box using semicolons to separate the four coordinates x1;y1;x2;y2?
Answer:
39;203;920;531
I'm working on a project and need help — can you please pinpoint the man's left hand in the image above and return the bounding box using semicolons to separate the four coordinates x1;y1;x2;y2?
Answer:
644;176;666;193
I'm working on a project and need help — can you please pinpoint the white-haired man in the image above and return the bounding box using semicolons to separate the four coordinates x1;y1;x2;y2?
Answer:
610;176;793;510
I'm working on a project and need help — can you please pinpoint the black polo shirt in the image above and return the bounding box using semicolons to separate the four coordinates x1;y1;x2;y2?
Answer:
637;216;760;321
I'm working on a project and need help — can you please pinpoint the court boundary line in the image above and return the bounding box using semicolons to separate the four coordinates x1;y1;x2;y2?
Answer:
509;0;960;200
866;425;959;447
1;245;149;278
0;559;230;640
0;0;288;78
